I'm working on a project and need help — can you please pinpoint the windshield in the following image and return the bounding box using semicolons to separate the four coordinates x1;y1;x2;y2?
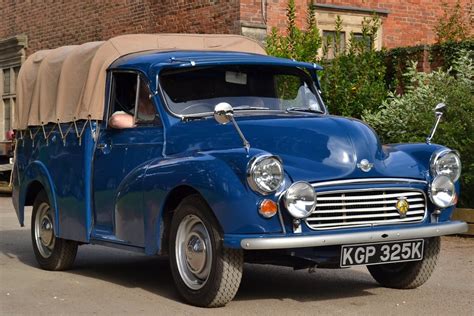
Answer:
159;65;324;116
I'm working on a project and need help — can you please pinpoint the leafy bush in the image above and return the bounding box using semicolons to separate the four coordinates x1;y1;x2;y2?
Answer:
363;51;474;207
266;0;321;63
430;40;474;72
318;16;387;118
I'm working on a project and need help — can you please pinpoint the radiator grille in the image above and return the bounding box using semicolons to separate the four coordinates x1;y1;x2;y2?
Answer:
305;189;426;230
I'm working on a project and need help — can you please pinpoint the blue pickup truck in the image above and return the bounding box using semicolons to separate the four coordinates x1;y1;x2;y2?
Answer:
11;34;467;307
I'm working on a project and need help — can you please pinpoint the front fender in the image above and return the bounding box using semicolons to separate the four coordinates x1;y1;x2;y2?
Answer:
386;143;460;221
385;143;446;174
142;149;285;254
17;161;59;233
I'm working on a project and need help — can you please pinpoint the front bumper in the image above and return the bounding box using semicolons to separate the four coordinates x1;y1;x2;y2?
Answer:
239;221;468;250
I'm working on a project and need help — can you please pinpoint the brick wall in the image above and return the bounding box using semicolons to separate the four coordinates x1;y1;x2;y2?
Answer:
0;0;240;57
240;0;309;30
0;0;472;55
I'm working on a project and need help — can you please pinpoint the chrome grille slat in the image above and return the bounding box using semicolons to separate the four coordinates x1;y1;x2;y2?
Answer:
313;204;425;214
306;210;425;221
316;197;424;207
317;191;422;201
305;187;427;230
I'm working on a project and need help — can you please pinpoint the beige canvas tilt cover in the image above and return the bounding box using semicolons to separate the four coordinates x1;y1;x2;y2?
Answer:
14;34;266;130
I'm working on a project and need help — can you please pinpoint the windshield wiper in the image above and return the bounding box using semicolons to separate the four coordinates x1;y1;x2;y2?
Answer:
181;112;213;121
181;105;271;121
233;105;270;111
286;107;324;114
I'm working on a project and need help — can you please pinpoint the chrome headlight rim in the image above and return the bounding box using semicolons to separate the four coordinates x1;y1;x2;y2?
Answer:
283;181;317;219
429;175;456;208
246;154;284;195
430;149;461;182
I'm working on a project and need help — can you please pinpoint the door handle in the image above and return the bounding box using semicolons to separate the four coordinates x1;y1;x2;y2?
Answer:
96;142;111;154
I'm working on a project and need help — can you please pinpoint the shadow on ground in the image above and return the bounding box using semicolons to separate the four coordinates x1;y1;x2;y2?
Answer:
1;228;378;304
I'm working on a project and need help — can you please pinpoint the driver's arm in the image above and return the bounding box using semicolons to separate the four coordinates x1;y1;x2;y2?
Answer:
108;111;135;129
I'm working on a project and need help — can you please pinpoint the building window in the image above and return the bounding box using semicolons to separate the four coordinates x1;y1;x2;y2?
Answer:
313;4;388;57
0;35;27;140
322;30;346;59
1;67;20;139
352;32;372;51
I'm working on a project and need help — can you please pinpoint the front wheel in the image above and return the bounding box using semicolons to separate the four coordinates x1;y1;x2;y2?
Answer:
367;237;440;289
169;195;243;307
31;190;78;271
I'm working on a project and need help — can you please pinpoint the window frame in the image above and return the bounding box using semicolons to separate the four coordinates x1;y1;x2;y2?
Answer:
106;70;161;129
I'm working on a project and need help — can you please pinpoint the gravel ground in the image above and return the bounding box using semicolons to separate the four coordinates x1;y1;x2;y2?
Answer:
1;195;473;315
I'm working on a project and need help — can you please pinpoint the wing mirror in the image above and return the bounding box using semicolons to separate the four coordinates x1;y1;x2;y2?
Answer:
214;102;234;124
426;103;446;144
214;102;250;154
434;102;446;114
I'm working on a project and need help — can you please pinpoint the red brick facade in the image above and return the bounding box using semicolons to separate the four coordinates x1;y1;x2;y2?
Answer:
0;1;240;56
0;0;472;54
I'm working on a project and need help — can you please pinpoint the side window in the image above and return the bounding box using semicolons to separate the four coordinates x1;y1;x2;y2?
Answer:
136;79;159;125
108;72;160;128
110;72;137;116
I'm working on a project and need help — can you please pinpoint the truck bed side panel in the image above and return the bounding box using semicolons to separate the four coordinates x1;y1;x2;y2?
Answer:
14;123;95;242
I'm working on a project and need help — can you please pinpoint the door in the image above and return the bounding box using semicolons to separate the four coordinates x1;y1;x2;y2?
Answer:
92;71;164;246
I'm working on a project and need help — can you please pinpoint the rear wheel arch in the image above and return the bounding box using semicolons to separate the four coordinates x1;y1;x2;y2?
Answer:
24;180;44;206
20;162;59;233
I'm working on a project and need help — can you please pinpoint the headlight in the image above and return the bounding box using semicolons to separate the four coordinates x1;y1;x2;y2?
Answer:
431;150;461;182
429;175;456;208
284;182;316;218
247;155;283;195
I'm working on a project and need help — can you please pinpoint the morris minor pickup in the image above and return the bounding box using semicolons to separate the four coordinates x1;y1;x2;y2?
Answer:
12;34;467;307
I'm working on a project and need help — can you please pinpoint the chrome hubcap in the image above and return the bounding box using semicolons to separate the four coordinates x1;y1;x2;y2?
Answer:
34;202;55;258
185;233;207;275
176;214;212;290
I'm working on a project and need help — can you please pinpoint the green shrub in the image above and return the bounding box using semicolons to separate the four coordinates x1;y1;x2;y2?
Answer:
266;0;321;63
319;15;387;118
363;51;474;207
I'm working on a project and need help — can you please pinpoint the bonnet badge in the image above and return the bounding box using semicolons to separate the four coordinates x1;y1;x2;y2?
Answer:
357;159;373;172
396;197;409;218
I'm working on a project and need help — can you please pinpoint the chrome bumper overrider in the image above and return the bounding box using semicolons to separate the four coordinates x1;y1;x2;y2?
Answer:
240;221;468;250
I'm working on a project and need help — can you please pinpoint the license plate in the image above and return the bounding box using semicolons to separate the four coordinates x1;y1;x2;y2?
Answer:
340;239;424;267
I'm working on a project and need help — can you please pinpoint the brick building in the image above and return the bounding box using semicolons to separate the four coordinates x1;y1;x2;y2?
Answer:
0;0;472;139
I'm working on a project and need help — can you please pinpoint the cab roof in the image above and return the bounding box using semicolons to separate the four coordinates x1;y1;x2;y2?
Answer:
110;50;323;74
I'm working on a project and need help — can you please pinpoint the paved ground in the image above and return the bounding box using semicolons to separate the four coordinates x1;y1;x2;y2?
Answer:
0;195;473;315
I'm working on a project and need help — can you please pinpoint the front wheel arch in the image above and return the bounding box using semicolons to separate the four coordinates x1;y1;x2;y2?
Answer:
160;185;223;255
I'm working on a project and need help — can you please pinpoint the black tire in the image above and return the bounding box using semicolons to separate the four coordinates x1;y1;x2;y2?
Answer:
169;194;243;307
31;190;78;271
367;237;440;289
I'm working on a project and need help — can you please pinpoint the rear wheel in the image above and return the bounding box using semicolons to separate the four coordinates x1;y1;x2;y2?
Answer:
367;237;440;289
169;195;243;307
31;190;78;270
